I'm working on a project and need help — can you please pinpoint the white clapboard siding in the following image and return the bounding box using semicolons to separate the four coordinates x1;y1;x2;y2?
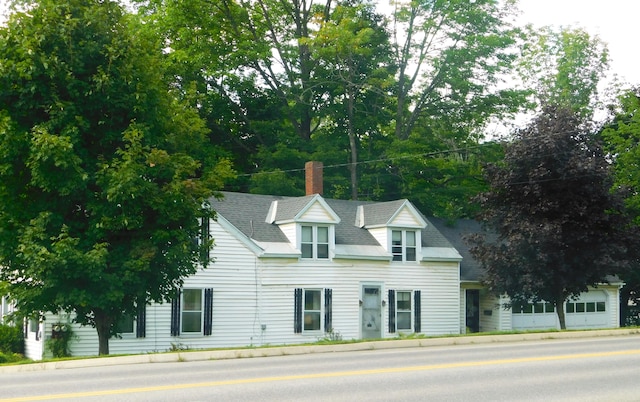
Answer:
389;206;423;227
299;201;336;222
35;245;458;359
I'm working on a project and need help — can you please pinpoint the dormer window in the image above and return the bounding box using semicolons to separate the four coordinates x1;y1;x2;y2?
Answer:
392;230;416;262
301;225;329;259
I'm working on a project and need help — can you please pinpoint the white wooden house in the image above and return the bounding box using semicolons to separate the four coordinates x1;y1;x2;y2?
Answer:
1;162;623;360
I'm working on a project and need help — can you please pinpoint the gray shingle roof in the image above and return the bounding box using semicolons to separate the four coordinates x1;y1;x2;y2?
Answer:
210;192;454;248
428;218;486;282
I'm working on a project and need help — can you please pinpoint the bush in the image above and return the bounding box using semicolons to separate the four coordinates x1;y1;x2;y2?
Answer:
0;351;23;364
0;323;24;354
46;323;74;358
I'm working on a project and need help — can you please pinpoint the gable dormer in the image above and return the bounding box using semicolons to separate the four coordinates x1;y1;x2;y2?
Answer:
266;194;340;260
356;200;427;262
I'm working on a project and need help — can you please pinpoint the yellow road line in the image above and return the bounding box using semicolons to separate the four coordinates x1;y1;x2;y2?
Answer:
4;349;640;401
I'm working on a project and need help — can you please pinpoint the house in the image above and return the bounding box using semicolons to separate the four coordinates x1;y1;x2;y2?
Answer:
1;161;622;360
428;218;623;334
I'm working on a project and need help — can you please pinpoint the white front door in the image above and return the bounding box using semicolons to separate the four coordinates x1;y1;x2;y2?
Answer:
361;285;382;339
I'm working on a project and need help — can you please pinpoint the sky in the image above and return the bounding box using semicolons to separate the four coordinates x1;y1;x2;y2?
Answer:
517;0;640;86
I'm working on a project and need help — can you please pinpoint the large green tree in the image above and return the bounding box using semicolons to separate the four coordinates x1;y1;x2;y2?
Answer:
515;26;610;120
468;106;635;329
0;0;232;355
602;87;640;324
389;0;525;141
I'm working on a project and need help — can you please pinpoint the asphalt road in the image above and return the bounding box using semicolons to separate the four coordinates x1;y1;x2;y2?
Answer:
2;335;639;401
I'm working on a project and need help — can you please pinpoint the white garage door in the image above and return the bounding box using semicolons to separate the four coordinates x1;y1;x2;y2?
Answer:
511;290;610;330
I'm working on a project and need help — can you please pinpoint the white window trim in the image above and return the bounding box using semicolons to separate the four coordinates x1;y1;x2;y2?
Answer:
181;288;204;335
395;290;413;332
299;224;333;260
303;288;324;333
390;229;419;262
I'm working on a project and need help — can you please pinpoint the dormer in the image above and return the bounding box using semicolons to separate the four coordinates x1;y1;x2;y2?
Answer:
266;194;341;260
356;200;427;262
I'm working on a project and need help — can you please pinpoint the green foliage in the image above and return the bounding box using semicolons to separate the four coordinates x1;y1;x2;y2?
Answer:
0;323;23;354
602;87;640;325
469;106;637;329
516;26;610;120
0;0;231;355
46;323;74;358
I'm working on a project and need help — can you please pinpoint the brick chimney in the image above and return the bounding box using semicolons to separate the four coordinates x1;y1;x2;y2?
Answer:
305;161;323;196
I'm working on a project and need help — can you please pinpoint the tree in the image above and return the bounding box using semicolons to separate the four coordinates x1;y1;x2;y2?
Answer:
515;26;610;120
468;106;635;329
389;0;525;141
0;0;233;355
310;1;394;200
602;87;640;324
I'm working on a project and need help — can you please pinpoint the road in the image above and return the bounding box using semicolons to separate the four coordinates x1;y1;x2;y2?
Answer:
2;335;639;401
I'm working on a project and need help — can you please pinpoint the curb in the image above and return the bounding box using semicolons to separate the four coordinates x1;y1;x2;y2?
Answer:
2;328;639;374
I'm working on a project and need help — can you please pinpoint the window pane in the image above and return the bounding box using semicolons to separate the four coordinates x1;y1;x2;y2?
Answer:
301;243;313;258
596;301;606;312
566;303;575;313
576;303;585;313
544;303;555;313
406;247;416;261
301;226;313;242
317;227;328;243
406;231;415;246
183;289;202;311
317;244;329;259
115;314;134;334
304;312;321;330
305;290;321;310
534;303;544;314
182;312;202;332
586;302;596;313
397;312;411;330
397;291;411;310
392;230;402;244
522;303;533;314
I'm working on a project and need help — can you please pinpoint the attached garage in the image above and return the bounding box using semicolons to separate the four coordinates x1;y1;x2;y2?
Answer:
510;287;620;331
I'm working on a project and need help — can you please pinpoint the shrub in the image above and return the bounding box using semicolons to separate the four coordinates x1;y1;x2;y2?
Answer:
46;323;74;358
0;323;24;354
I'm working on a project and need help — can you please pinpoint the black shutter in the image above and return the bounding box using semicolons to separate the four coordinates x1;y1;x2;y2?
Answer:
388;289;396;333
294;288;303;333
204;288;213;336
414;290;421;333
201;217;211;260
136;304;146;338
324;288;333;333
170;289;181;336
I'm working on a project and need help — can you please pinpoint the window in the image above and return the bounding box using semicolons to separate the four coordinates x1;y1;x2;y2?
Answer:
170;288;213;336
294;288;332;333
301;225;329;259
512;301;555;314
391;230;417;262
114;305;146;338
396;291;412;330
304;290;321;331
566;301;606;314
182;289;203;333
115;314;134;334
388;290;421;333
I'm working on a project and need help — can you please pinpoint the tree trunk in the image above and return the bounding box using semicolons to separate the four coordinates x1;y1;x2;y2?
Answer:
555;297;567;330
347;88;358;200
94;309;112;355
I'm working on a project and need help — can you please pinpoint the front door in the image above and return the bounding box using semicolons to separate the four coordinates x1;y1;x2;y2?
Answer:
361;285;382;339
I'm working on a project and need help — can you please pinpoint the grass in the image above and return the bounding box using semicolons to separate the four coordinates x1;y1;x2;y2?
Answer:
2;326;638;367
